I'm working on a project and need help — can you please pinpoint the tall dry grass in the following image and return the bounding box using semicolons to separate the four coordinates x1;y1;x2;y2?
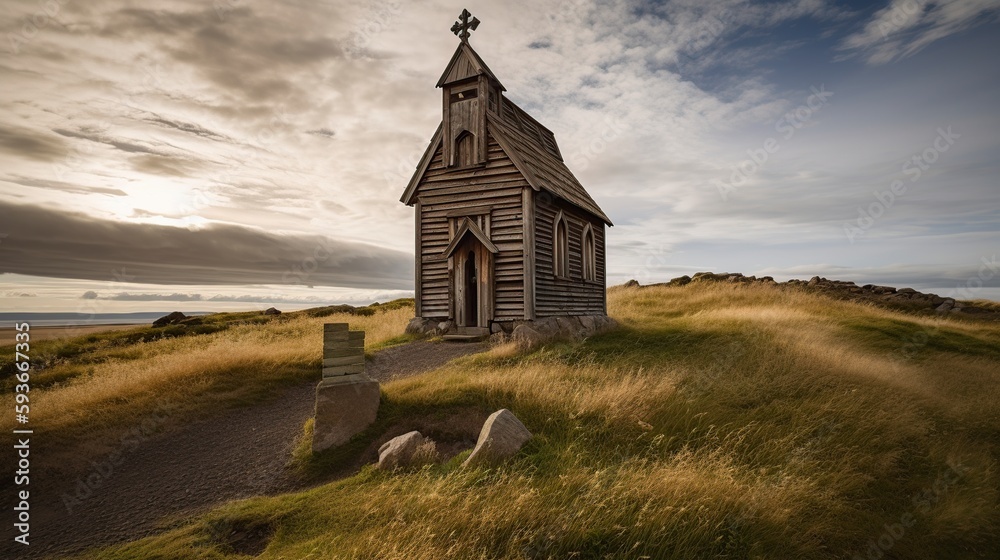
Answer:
0;306;413;443
82;281;1000;559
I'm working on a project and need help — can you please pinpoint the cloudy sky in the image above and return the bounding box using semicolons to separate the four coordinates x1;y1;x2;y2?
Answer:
1;0;999;314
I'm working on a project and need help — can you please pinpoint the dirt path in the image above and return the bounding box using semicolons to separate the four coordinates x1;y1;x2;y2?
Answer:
13;340;487;559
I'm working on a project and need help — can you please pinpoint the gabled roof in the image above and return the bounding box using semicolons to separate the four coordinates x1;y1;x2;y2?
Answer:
436;42;505;90
399;124;442;205
442;217;499;258
488;108;612;226
399;114;612;226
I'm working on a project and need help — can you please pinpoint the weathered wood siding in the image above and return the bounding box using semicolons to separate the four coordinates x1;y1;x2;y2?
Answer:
533;194;607;316
415;132;527;320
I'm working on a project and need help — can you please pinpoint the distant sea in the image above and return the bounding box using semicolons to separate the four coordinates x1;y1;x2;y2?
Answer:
0;312;210;327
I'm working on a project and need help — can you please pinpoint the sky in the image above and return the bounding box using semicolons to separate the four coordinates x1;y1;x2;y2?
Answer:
1;0;999;315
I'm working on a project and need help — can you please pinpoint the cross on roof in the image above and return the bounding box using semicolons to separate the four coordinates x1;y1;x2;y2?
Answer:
451;9;480;42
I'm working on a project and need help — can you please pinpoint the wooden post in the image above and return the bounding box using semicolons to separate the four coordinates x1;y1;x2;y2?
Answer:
414;201;422;317
522;188;536;320
322;323;365;377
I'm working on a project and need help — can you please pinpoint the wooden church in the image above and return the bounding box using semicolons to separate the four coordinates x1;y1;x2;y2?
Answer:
400;10;612;336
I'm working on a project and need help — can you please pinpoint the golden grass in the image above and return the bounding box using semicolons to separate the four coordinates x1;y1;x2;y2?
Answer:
74;283;1000;558
0;306;413;443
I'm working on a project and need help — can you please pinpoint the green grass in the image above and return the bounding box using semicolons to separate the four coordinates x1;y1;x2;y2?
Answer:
68;283;1000;559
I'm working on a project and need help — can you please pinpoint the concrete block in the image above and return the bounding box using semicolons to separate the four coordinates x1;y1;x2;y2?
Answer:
312;374;380;453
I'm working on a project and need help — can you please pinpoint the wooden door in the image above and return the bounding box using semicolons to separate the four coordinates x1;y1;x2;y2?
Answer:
453;240;493;328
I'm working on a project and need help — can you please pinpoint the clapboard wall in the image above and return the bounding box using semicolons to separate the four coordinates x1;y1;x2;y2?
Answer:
533;193;607;317
416;132;528;320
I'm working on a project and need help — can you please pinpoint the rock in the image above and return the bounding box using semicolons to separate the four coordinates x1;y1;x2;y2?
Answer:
405;317;430;335
437;321;453;334
532;317;561;336
312;374;380;453
898;288;917;294
808;276;821;287
490;323;503;334
378;431;435;470
623;279;640;288
935;300;955;313
511;325;546;348
178;317;203;326
463;409;532;467
153;311;187;328
669;275;691;286
263;307;282;315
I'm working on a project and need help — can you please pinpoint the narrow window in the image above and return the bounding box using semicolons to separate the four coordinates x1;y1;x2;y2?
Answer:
553;211;568;277
582;224;596;281
454;130;475;167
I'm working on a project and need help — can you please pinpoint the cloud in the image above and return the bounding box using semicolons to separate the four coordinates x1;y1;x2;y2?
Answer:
0;201;412;289
143;115;232;142
306;128;336;138
83;292;204;301
840;0;1000;64
0;123;68;162
3;176;127;197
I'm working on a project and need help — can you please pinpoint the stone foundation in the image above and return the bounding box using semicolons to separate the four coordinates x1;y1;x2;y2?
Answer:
406;314;617;345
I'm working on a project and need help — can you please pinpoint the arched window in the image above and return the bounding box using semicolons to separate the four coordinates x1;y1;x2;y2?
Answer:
454;130;475;167
582;223;596;281
553;211;568;277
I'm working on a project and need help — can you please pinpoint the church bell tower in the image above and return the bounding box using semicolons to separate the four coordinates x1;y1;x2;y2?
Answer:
436;9;505;168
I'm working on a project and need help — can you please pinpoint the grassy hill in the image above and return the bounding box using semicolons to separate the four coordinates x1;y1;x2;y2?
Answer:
21;282;1000;559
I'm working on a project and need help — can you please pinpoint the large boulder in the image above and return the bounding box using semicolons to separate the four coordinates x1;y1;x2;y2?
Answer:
378;431;436;470
511;325;546;348
263;307;282;315
463;409;532;467
153;311;187;328
622;279;640;288
312;375;380;453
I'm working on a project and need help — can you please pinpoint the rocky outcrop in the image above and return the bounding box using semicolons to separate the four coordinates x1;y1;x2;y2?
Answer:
152;311;187;328
632;274;997;319
263;307;281;315
463;409;532;468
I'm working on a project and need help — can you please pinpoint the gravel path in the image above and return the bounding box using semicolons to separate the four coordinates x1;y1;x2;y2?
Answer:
10;339;486;559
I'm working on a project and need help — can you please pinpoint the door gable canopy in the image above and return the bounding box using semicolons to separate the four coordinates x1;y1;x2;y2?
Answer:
442;217;498;259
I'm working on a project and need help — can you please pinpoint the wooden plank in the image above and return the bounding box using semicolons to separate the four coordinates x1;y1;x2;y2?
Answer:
414;201;422;316
323;330;364;341
522;187;536;320
323;346;365;360
322;355;365;367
